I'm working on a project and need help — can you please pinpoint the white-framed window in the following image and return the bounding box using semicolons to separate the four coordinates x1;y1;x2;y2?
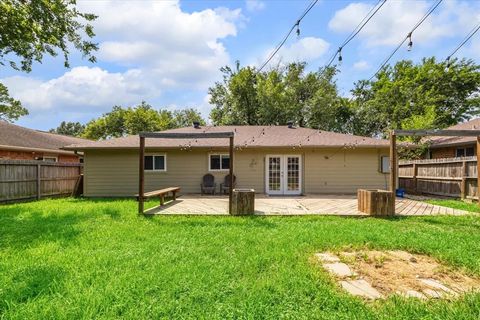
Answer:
43;156;58;162
456;147;474;157
209;154;230;171
144;154;166;171
380;156;390;173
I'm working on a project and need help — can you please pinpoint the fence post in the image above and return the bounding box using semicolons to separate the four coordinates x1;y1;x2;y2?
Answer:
36;163;41;200
461;159;467;199
412;163;418;194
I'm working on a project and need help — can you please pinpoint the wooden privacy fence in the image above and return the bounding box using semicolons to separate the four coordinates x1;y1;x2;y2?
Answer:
399;156;478;200
0;160;83;203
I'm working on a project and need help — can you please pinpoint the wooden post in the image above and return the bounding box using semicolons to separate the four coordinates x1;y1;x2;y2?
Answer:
389;131;397;194
229;136;234;215
412;162;418;194
36;163;41;200
138;136;145;214
477;137;480;207
460;159;467;199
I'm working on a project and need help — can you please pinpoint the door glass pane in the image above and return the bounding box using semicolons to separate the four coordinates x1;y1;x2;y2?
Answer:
287;157;300;191
269;157;281;191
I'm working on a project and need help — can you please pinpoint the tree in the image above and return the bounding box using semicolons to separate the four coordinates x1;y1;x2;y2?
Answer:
171;108;206;128
49;121;85;136
82;102;206;140
0;0;98;121
350;57;480;138
0;84;27;121
209;62;348;129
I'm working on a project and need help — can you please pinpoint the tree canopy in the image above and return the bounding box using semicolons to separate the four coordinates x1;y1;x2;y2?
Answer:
81;102;206;140
350;57;480;138
209;62;351;132
209;58;480;138
49;121;85;137
0;0;98;122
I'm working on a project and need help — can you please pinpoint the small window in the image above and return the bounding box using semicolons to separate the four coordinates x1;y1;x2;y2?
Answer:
456;148;465;157
380;156;390;173
144;155;166;171
43;156;58;162
209;154;230;171
466;147;475;157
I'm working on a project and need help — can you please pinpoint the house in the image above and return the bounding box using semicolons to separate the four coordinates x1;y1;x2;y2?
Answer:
425;118;479;159
0;121;89;162
64;124;391;197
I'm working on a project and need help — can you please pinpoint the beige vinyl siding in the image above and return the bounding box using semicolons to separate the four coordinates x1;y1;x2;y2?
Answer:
83;147;389;197
304;148;390;193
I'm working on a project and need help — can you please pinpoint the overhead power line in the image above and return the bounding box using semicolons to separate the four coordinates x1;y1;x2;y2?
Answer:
369;0;443;81
324;0;387;69
257;0;319;72
446;22;480;64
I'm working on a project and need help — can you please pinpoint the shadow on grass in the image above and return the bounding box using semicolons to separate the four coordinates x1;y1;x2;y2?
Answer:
0;265;65;310
0;206;85;250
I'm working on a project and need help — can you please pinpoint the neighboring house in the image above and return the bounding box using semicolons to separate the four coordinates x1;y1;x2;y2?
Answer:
425;118;479;159
0;121;89;162
65;124;391;197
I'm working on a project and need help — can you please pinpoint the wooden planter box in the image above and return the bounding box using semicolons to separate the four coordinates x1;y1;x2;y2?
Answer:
231;189;255;215
357;189;395;216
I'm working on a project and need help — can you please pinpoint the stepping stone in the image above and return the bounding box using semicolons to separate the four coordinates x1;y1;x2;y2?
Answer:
423;289;442;298
402;290;427;299
340;280;382;300
315;253;340;263
418;278;457;295
323;262;355;277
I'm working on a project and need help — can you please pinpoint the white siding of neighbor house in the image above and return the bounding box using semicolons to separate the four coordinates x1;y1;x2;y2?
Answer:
83;148;389;197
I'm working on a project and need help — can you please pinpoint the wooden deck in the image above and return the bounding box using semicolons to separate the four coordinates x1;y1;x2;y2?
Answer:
144;195;471;216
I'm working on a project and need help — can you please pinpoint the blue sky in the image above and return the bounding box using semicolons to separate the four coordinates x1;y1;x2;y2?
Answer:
2;0;480;131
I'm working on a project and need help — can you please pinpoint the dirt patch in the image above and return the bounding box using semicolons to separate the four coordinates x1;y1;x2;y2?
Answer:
315;250;480;300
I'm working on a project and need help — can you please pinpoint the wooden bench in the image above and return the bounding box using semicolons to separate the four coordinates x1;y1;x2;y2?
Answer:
136;187;181;206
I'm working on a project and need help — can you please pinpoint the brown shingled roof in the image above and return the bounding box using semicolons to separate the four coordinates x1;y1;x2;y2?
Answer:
0;121;90;153
425;118;480;148
64;125;389;150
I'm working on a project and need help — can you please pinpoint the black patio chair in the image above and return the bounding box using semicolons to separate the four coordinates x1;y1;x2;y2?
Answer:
220;174;236;194
200;174;216;195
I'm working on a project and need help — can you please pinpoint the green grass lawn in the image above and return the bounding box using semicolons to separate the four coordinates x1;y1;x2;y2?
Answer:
426;199;480;213
1;198;480;319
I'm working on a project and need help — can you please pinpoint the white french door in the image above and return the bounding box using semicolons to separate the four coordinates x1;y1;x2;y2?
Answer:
266;155;302;195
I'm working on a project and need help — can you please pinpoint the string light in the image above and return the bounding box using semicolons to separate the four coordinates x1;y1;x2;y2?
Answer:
407;33;413;51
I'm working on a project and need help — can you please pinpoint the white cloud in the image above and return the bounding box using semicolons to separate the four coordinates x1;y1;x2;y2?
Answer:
328;0;480;47
4;0;243;117
353;60;370;70
246;0;265;12
261;37;330;66
2;67;156;112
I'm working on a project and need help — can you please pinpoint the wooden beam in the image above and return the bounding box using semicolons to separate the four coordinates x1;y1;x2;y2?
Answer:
389;131;397;195
139;132;234;139
138;136;145;214
229;136;234;215
394;129;480;137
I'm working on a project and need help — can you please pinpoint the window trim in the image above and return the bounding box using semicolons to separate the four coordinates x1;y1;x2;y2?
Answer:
208;153;230;172
144;154;167;172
